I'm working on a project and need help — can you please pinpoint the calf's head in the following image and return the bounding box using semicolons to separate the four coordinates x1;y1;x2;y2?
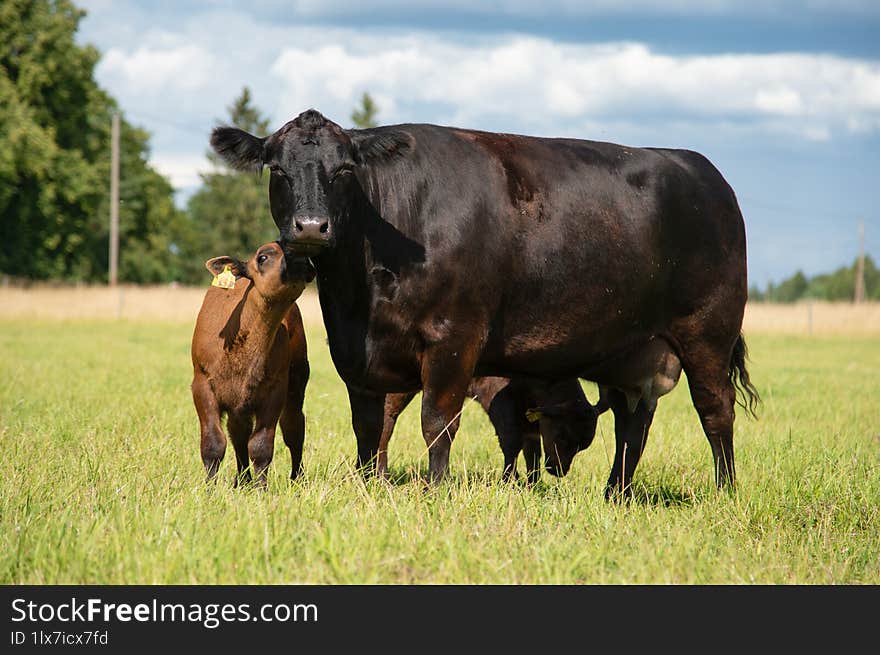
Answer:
206;241;315;304
529;387;603;477
210;109;411;255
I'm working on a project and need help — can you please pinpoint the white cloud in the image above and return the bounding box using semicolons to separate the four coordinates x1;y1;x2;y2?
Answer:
264;0;880;17
83;12;880;200
148;153;212;190
269;36;880;141
754;88;804;116
99;44;216;92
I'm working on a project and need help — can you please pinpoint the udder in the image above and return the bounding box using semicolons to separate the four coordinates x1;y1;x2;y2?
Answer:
592;337;682;413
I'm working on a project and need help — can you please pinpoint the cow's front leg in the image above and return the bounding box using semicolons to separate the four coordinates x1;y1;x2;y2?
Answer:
347;385;387;476
419;341;481;483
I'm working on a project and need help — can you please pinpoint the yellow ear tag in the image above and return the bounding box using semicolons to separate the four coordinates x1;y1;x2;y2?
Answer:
525;409;543;423
211;265;236;289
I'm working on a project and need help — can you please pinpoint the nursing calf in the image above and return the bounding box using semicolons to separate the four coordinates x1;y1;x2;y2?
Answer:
191;242;314;486
542;336;686;498
380;377;599;484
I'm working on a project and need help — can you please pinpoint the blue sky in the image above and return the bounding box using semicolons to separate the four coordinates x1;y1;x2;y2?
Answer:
75;1;880;288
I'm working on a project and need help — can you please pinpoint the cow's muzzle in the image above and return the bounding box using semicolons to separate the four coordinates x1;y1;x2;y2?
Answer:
294;216;330;242
283;216;332;256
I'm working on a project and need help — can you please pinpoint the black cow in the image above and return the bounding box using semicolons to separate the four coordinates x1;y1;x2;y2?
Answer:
211;109;758;497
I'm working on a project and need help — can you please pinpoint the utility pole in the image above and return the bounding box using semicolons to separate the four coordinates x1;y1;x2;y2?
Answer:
854;220;865;304
109;111;120;287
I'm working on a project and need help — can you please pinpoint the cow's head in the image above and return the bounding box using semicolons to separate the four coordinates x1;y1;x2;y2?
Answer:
210;109;411;255
528;385;605;477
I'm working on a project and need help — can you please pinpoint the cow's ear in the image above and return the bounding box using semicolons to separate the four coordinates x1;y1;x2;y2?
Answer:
210;127;266;173
205;256;250;280
350;130;413;165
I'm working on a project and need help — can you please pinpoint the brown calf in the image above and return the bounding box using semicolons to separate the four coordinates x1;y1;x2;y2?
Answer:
191;242;314;486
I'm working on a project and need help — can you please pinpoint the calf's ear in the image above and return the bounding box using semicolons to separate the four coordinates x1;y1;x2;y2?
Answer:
210;127;266;173
205;256;250;279
350;130;412;165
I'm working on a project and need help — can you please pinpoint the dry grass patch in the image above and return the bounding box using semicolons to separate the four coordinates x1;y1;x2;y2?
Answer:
1;285;878;336
744;301;880;335
0;283;325;327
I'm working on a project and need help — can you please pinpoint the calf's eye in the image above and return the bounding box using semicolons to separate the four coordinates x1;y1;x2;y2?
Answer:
257;254;268;265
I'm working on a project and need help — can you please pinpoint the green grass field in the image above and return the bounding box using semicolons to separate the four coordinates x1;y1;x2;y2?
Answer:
1;317;878;584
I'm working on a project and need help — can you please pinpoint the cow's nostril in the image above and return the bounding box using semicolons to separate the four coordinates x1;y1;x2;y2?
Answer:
319;222;329;234
295;221;304;233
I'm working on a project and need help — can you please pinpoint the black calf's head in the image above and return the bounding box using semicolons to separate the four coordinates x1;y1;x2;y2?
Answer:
205;241;315;304
526;383;604;477
210;109;411;255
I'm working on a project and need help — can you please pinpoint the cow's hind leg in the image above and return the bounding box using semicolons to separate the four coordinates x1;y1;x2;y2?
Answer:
605;389;656;501
280;368;308;482
419;339;481;483
279;404;305;482
678;340;738;489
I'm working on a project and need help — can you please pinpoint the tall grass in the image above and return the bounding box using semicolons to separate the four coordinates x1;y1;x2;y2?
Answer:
0;293;877;583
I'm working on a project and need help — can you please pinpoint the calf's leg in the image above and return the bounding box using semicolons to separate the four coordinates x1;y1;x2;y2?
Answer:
482;384;525;482
192;374;226;483
521;430;542;486
380;392;418;479
605;389;656;501
249;389;288;488
227;413;253;487
248;424;276;488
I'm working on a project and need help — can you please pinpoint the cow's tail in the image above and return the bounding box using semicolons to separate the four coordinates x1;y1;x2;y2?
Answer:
729;333;760;419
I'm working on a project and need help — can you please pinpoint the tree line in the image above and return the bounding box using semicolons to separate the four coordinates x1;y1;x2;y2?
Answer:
749;257;878;303
0;0;379;287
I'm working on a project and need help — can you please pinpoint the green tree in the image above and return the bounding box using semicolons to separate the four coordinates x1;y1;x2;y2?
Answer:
753;255;879;303
0;0;184;283
351;92;379;129
183;87;276;283
765;270;808;303
804;255;879;301
748;284;765;302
